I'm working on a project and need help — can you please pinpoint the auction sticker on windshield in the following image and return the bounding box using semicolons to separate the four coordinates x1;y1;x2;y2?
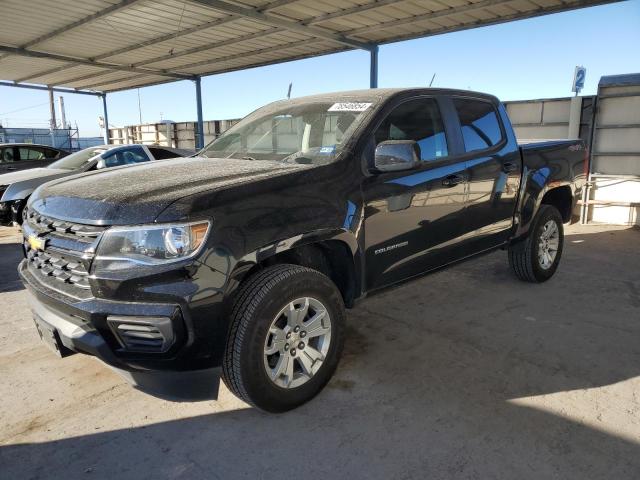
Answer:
328;102;372;112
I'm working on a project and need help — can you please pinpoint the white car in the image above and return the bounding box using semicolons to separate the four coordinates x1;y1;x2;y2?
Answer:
0;144;192;226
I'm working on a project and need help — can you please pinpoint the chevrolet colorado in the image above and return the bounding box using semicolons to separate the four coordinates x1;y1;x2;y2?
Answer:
19;88;587;412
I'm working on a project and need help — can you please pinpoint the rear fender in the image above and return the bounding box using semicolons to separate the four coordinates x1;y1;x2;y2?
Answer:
513;169;572;240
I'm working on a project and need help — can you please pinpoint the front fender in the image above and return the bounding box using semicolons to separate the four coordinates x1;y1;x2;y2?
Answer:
2;182;35;202
226;228;362;298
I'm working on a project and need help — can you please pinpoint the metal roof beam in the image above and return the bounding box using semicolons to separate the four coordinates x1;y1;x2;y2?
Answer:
130;38;324;80
0;0;142;62
346;0;528;37
12;14;240;84
187;0;374;50
348;0;620;43
131;27;285;68
0;45;195;81
20;0;142;49
13;0;302;84
73;38;320;89
0;81;103;96
305;0;409;26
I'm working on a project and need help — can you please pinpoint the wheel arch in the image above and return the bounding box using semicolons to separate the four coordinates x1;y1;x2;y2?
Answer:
540;185;573;223
229;229;363;308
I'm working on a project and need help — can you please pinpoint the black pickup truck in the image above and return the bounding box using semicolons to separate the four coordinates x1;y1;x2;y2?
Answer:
19;88;586;412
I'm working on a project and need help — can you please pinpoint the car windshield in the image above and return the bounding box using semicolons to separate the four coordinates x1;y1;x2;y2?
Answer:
199;100;377;165
47;147;107;170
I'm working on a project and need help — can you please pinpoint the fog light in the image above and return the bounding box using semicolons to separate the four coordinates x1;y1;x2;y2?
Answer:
107;316;175;353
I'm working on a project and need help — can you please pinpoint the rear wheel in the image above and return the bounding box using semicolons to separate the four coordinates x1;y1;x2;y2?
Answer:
508;205;564;282
222;264;345;412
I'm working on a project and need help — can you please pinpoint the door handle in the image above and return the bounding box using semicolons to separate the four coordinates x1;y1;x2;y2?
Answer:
442;174;465;187
502;162;518;173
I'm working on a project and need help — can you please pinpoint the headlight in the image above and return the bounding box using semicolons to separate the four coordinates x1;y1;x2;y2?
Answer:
95;221;210;268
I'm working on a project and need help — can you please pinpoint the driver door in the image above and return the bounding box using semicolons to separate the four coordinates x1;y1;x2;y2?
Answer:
363;96;469;290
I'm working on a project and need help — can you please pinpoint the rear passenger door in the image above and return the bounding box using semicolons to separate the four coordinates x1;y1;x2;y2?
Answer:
451;97;521;251
16;146;56;170
363;96;469;290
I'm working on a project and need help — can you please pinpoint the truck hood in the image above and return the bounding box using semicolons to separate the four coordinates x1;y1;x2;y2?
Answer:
30;156;310;225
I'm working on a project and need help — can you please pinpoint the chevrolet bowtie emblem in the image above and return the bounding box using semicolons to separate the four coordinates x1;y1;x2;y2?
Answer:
28;235;46;251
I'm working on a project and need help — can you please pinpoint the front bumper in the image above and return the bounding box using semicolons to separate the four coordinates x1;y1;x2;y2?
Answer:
19;259;218;372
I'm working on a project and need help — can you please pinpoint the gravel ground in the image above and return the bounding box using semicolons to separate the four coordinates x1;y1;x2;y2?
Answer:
0;224;639;479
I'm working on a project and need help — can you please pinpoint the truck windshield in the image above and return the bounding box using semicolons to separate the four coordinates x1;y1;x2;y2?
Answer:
200;100;376;164
48;147;107;170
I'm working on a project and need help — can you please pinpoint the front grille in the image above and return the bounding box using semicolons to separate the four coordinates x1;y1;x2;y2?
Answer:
23;208;107;299
25;209;105;238
26;248;91;289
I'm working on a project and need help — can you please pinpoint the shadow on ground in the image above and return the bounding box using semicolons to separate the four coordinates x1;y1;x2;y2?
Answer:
1;226;639;479
0;243;24;293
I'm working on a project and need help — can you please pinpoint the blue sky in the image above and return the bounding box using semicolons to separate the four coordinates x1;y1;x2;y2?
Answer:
1;0;639;137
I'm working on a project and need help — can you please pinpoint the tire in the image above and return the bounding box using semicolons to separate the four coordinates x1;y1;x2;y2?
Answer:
222;264;345;412
508;205;564;283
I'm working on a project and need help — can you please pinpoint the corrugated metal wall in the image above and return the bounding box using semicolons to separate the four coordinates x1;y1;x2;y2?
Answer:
504;96;595;143
504;80;639;226
0;127;103;151
587;75;640;226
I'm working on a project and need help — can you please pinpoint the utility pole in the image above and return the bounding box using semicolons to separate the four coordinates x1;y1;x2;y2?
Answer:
58;96;67;129
48;88;57;147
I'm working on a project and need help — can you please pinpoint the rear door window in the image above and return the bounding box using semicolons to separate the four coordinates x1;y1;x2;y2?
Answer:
452;98;503;152
374;97;448;161
19;147;47;161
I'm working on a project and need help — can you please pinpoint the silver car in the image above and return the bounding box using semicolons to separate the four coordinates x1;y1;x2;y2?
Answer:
0;144;192;225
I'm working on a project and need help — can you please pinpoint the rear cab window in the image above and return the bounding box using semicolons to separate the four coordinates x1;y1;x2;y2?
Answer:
374;97;449;162
452;98;504;153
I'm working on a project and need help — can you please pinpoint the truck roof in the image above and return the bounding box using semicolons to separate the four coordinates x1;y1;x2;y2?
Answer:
269;88;501;107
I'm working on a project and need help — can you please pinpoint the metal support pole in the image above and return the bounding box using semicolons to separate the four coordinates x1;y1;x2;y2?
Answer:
102;93;110;145
568;96;582;140
369;45;379;89
194;77;204;150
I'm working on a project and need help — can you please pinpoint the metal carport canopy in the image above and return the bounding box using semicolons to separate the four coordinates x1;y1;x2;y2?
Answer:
0;0;621;93
0;0;621;147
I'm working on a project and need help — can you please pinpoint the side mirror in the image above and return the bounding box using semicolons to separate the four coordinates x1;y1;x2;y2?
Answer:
95;159;107;170
373;140;420;172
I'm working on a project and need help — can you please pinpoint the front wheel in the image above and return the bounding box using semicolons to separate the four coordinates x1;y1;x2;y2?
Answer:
222;264;345;412
508;205;564;282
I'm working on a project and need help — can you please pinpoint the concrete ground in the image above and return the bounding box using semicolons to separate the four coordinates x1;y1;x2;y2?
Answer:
0;224;639;479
